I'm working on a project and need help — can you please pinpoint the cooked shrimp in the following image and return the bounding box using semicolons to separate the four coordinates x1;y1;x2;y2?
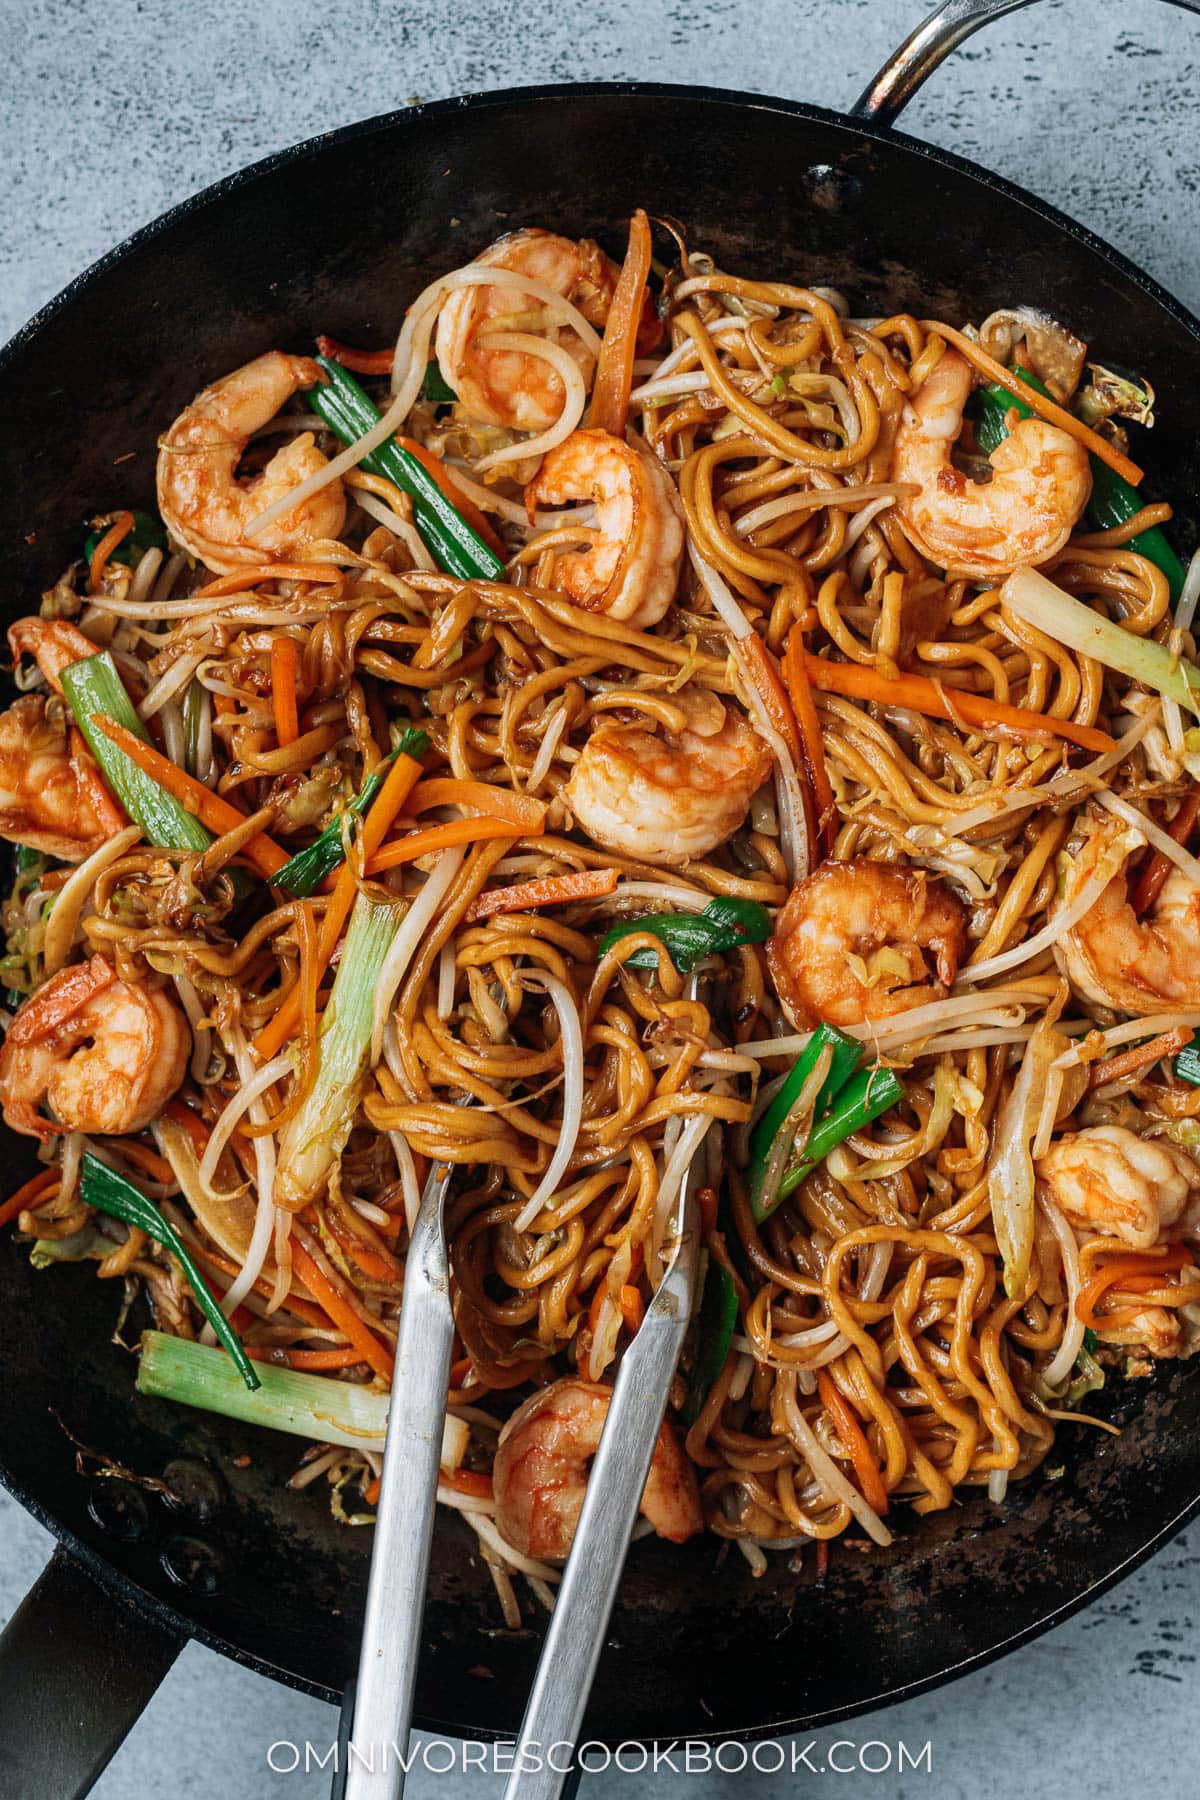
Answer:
0;954;189;1141
768;860;967;1029
524;430;684;629
565;686;772;865
9;618;99;695
493;1376;701;1562
156;351;346;574
1054;820;1200;1014
1036;1125;1200;1252
0;694;124;862
435;228;630;431
892;347;1091;578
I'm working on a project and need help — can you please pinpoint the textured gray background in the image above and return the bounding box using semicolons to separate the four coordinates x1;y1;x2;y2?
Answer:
3;1;1200;1796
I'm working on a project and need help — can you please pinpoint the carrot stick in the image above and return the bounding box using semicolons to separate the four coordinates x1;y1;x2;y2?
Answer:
368;816;518;875
315;333;395;376
923;320;1143;485
740;632;803;762
441;1467;495;1497
70;724;127;838
801;652;1117;754
590;209;653;439
394;439;506;558
196;564;346;598
1076;1245;1193;1329
253;749;425;1060
817;1368;889;1516
1132;790;1200;917
406;778;548;832
782;627;837;858
116;1141;176;1184
464;866;618;922
1087;1026;1194;1092
0;1168;59;1229
290;1242;394;1383
90;717;290;878
619;1285;645;1334
248;1344;368;1371
270;636;300;747
89;512;134;593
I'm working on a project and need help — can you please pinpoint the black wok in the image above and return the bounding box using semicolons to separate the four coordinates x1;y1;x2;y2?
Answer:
2;1;1200;1793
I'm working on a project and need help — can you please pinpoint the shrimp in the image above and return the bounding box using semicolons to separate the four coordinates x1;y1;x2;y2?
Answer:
1036;1125;1200;1252
564;685;772;865
0;955;189;1141
524;430;685;629
767;860;967;1030
156;351;346;574
434;228;644;432
492;1376;701;1562
9;618;100;696
1054;819;1200;1014
0;694;124;862
891;347;1091;578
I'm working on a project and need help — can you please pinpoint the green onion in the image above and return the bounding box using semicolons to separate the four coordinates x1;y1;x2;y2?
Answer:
275;892;403;1209
974;365;1184;602
423;359;457;404
1001;567;1200;717
61;653;211;852
182;679;204;778
598;896;772;974
748;1023;862;1211
1175;1043;1200;1087
681;1257;739;1428
1082;1326;1099;1355
83;509;166;570
751;1064;906;1224
272;728;429;898
81;1155;258;1390
307;357;502;581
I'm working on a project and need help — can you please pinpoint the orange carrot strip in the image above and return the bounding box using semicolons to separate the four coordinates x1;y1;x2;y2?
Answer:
164;1099;212;1157
315;333;395;375
449;1355;473;1387
817;1368;889;1516
394;438;506;558
90;716;290;878
1076;1245;1193;1329
1087;1026;1194;1092
619;1285;645;1334
782;627;837;858
248;1344;367;1371
290;1242;394;1383
1132;790;1200;917
464;866;618;922
89;512;135;594
187;1239;330;1330
368;816;518;875
270;636;300;747
196;564;346;598
69;724;127;837
741;632;803;762
405;778;547;832
802;652;1117;754
253;751;425;1060
363;1476;382;1506
923;320;1143;485
590;209;653;439
117;1141;176;1184
440;1467;494;1498
0;1168;59;1229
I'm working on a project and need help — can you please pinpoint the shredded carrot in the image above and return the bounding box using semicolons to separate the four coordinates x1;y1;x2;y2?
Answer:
817;1368;889;1516
1087;1026;1194;1092
464;866;618;922
89;512;135;594
0;1168;59;1229
69;724;126;837
441;1467;494;1498
196;564;345;598
449;1355;474;1387
91;717;290;879
394;437;506;557
187;1239;330;1329
363;1476;381;1506
405;778;548;832
619;1285;645;1334
315;333;395;376
253;749;425;1060
248;1344;366;1371
325;1212;402;1284
1076;1245;1194;1329
117;1141;176;1184
1132;790;1200;917
590;209;653;439
801;653;1116;754
782;627;837;857
290;1242;394;1383
163;1098;211;1157
270;636;300;747
922;320;1143;486
739;631;803;762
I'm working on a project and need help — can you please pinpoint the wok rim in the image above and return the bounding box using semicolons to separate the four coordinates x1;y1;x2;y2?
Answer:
3;73;1200;1741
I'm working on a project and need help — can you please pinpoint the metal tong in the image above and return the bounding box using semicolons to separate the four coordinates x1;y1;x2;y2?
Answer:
336;1156;456;1800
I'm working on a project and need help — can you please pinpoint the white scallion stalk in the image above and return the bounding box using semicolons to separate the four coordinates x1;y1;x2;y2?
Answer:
277;893;403;1211
1001;566;1200;715
512;972;585;1232
370;846;465;1064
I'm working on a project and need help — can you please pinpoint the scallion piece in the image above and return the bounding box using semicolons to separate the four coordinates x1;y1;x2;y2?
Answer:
751;1064;906;1223
598;896;771;974
1001;567;1200;716
61;653;212;852
308;357;502;580
272;728;429;898
423;359;457;404
81;1154;258;1390
748;1023;862;1210
681;1257;739;1428
1176;1043;1200;1088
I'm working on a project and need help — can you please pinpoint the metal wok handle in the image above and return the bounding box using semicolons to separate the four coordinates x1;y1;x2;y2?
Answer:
853;0;1200;126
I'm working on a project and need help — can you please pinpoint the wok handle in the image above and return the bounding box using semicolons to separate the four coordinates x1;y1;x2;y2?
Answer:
0;1546;183;1799
853;0;1200;125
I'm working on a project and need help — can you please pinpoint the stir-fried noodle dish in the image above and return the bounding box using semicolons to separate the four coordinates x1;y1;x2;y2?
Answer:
4;213;1200;1616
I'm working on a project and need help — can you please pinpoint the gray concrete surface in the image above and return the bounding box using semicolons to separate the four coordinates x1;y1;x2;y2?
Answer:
3;0;1200;1795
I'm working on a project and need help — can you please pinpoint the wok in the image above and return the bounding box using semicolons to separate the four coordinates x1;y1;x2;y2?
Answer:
2;1;1200;1792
